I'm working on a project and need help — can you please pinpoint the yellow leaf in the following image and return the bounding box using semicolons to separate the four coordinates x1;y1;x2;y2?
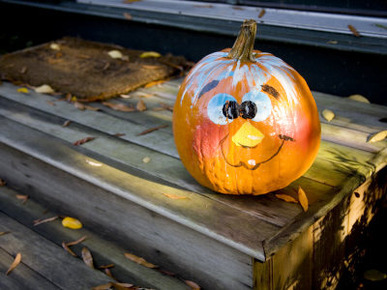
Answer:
298;186;309;212
34;84;55;94
50;43;61;51
142;156;151;164
108;50;123;59
62;217;83;229
124;252;158;268
140;51;161;58
367;130;387;143
348;94;370;103
17;87;29;93
275;193;298;203
6;253;22;275
321;109;335;122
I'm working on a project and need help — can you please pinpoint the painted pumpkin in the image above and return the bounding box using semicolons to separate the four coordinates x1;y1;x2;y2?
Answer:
173;19;321;195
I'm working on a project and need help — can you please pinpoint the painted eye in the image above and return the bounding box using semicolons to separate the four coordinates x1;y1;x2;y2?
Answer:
242;91;272;122
207;93;237;125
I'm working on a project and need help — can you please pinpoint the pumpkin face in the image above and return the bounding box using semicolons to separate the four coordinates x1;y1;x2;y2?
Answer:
173;20;320;195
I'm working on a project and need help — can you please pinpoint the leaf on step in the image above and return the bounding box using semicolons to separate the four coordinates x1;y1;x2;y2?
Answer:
348;94;370;103
98;264;115;269
142;156;151;164
275;193;298;203
74;101;86;111
363;269;387;281
144;80;166;88
140;51;161;58
367;130;387;143
321;109;335;122
114;133;126;137
124;252;158;268
104;268;115;280
102;102;136;112
137;124;168;136
33;215;59;226
92;282;114;290
123;12;132;20
6;253;22;275
73;136;96;146
62;216;83;229
163;193;189;200
34;84;55;94
298;186;309;212
111;282;135;290
62;120;72;127
0;231;10;237
17;87;29;93
258;9;266;18
62;241;77;257
108;50;123;59
348;24;361;37
185;280;201;290
136;99;147;111
16;194;29;204
66;235;87;246
0;178;6;186
50;43;61;51
123;0;141;3
82;247;94;268
84;105;100;111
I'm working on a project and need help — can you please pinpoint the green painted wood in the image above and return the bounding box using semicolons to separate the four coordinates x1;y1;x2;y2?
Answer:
0;186;190;290
0;212;114;288
0;248;59;290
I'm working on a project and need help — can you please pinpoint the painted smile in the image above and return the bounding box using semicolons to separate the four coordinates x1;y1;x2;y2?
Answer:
220;134;295;170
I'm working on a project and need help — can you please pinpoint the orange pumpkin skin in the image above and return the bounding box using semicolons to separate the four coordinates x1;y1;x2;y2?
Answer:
173;23;320;195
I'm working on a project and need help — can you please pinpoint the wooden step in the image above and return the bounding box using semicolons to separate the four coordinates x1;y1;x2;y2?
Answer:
0;81;386;289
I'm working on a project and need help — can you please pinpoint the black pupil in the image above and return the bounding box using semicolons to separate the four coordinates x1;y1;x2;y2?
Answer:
222;100;257;120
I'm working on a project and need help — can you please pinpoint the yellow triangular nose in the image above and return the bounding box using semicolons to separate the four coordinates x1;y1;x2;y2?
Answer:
232;122;264;148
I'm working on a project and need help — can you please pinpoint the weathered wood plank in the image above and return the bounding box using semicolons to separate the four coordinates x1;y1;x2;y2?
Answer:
0;212;113;288
0;248;59;290
0;186;191;290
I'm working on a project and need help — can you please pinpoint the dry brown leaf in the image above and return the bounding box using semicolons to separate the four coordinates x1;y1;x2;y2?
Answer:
185;280;201;290
114;133;126;137
137;124;168;136
62;120;72;127
16;194;29;204
298;186;309;212
92;282;114;290
163;193;189;200
74;101;86;111
33;215;59;226
124;252;158;268
275;193;298;203
0;178;6;186
62;241;77;257
104;268;115;280
367;130;387;143
348;24;361;37
124;0;141;3
66;235;87;246
322;109;335;122
258;9;266;18
6;253;22;275
102;102;136;112
348;94;370;103
111;282;135;290
82;247;94;268
136;99;147;111
84;105;100;111
98;263;115;269
73;136;96;146
0;231;10;236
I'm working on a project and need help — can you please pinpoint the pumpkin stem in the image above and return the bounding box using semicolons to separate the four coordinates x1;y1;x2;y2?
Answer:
228;19;257;62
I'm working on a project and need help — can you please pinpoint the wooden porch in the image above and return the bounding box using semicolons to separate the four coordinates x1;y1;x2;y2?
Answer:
0;76;386;289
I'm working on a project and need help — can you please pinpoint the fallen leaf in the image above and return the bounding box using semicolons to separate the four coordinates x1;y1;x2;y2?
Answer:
34;84;55;94
62;241;77;257
124;0;141;3
6;253;22;275
142;156;151;163
326;40;338;44
104;268;115;280
102;102;136;112
363;269;387;281
367;130;387;143
74;101;86;111
298;186;309;212
108;50;123;59
193;4;213;8
114;133;126;137
16;194;29;204
136;99;147;111
98;264;115;269
17;87;29;93
46;100;56;106
185;280;201;290
348;24;361;37
33;215;59;226
348;94;370;103
124;252;158;268
258;9;266;18
82;247;94;268
62;216;83;229
123;12;132;20
322;109;335;122
50;43;61;50
62;120;72;127
144;80;166;88
275;193;298;203
73;136;96;146
0;231;10;236
65;235;87;246
92;282;114;290
111;283;135;290
0;178;6;186
140;51;161;58
120;94;132;99
84;105;100;111
163;193;189;200
137;124;168;136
